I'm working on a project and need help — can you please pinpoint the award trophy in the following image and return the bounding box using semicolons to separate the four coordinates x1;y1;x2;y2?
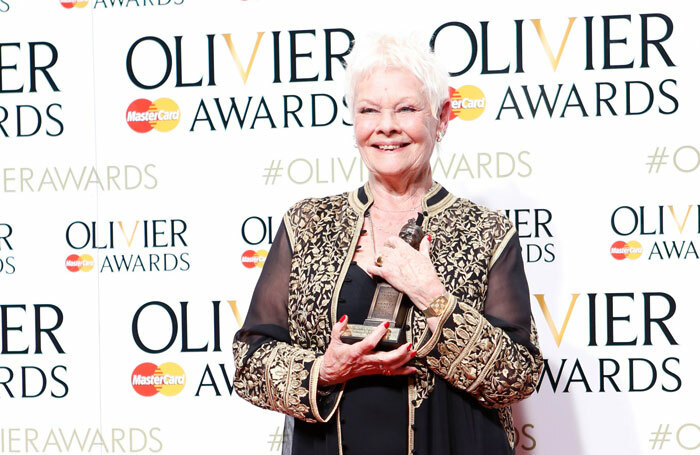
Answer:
341;218;425;350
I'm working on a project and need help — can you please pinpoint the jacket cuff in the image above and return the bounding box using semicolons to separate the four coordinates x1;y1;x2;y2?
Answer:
423;302;506;395
233;340;331;423
308;357;344;422
414;293;458;357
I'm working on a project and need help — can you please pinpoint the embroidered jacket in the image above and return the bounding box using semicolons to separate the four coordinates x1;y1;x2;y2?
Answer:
232;182;543;452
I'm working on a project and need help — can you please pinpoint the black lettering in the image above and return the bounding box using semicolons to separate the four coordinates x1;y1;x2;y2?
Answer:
480;21;509;74
0;43;23;93
602;15;634;69
289;30;318;82
643;292;677;345
132;301;177;353
174;36;202;87
180;302;207;352
606;293;637;346
640;14;675;68
661;357;681;392
28;42;59;92
34;304;64;354
596;82;617;116
496;87;523;120
126;36;172;89
324;28;354;81
599;358;621;392
430;22;477;76
283;95;303;127
1;305;28;354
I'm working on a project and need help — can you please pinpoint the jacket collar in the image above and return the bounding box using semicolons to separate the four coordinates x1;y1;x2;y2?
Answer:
349;181;456;219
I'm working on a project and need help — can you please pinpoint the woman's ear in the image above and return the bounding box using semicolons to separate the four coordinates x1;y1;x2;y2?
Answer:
438;99;451;133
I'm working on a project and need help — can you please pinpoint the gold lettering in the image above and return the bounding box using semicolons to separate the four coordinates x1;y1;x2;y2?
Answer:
221;32;265;84
535;293;579;347
531;18;576;71
227;300;243;327
118;221;139;247
668;205;692;233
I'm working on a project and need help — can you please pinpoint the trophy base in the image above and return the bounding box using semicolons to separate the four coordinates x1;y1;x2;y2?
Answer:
341;323;405;350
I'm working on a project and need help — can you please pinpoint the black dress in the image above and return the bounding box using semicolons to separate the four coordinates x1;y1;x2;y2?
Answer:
237;221;534;455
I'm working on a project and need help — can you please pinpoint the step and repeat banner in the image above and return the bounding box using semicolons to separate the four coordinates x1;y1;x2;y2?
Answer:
1;1;697;454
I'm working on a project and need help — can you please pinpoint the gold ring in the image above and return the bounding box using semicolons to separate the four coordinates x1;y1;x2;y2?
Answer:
375;255;383;267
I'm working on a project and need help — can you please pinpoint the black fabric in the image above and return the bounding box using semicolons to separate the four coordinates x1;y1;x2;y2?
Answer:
483;233;536;353
234;221;292;361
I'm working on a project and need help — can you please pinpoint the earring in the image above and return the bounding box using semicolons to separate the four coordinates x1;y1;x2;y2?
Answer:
436;130;444;142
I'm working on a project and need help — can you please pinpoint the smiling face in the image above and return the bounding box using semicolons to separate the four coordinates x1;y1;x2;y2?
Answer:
353;66;445;183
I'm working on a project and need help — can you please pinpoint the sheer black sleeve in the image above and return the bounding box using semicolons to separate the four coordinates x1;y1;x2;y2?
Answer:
483;233;538;353
232;220;343;423
234;221;292;359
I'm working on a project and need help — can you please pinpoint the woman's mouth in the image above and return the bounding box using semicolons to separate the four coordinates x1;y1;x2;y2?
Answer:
374;143;409;151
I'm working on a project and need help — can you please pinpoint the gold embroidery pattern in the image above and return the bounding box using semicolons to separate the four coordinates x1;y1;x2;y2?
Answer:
233;187;542;448
416;199;542;448
286;195;358;352
232;340;319;422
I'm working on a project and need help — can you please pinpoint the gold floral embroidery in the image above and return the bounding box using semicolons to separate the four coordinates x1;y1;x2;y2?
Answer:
233;184;543;448
232;340;319;422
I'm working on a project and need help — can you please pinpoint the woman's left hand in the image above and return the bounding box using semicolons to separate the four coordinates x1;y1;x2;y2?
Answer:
366;235;446;312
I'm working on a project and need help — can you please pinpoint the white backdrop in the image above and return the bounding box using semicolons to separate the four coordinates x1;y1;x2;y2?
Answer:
1;1;698;454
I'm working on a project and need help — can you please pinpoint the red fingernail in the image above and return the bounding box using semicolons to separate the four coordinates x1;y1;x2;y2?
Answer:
340;315;347;323
427;234;431;242
410;351;417;358
383;321;390;329
406;343;412;351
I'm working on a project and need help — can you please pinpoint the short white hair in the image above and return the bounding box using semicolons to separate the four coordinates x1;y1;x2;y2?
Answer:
345;33;449;119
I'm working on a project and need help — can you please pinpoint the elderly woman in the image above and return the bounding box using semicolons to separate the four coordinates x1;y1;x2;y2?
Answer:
233;34;542;455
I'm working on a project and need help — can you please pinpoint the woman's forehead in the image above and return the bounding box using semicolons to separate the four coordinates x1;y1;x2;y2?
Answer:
355;66;426;100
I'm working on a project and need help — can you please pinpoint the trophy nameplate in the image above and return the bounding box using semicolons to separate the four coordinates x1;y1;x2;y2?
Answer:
341;218;425;350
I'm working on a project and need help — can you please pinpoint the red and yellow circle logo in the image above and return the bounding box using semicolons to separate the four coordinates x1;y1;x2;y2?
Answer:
449;85;486;121
126;98;180;133
131;362;186;397
610;241;643;260
60;0;89;8
241;249;267;269
65;254;95;272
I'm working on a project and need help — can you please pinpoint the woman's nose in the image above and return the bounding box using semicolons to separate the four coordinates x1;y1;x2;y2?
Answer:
375;109;401;136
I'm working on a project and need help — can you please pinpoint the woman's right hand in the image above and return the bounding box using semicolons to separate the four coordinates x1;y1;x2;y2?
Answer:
318;315;417;386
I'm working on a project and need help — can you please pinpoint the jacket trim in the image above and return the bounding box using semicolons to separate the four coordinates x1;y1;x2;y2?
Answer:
415;293;458;357
351;181;456;218
283;213;296;252
309;357;345;423
489;226;516;270
407;376;417;454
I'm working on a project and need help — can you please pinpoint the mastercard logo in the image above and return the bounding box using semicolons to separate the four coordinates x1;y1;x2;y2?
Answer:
610;240;643;260
65;254;95;272
60;0;89;8
448;85;486;121
131;362;185;397
126;98;180;133
241;249;267;268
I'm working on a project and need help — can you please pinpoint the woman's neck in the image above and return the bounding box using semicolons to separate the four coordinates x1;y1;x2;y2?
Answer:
368;168;433;211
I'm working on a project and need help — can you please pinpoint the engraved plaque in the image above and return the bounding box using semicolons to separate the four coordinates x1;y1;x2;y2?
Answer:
341;218;425;350
372;285;401;321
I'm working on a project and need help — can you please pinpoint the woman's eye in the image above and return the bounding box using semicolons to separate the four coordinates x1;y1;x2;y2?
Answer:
358;107;376;114
399;106;417;112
